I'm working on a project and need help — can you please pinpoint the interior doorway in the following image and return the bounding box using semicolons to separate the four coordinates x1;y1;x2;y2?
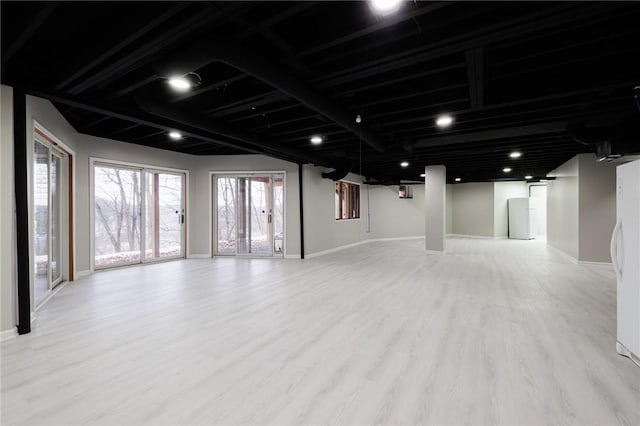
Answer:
213;173;284;257
529;184;547;239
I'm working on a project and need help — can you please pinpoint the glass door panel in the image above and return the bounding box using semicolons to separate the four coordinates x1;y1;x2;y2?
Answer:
94;165;141;268
214;174;283;257
33;141;50;302
216;177;237;254
237;177;250;254
250;176;271;255
145;171;184;260
273;175;284;254
51;154;62;285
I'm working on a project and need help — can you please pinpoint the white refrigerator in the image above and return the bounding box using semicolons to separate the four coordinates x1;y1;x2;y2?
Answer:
508;197;536;239
611;159;640;367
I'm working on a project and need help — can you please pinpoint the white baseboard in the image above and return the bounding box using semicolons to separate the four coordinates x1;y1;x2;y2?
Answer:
579;260;613;267
76;269;91;278
31;312;36;323
368;236;424;242
284;254;301;259
305;240;370;259
547;244;578;264
425;249;444;255
188;254;210;259
0;328;18;342
447;234;495;239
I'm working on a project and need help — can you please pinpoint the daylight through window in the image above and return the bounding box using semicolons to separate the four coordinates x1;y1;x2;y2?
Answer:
335;181;360;220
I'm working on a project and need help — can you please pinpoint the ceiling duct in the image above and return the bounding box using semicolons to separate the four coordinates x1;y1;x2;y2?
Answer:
135;95;333;167
567;120;640;162
152;40;387;153
321;168;350;181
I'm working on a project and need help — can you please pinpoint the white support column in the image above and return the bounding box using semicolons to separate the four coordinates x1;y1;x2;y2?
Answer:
425;165;446;253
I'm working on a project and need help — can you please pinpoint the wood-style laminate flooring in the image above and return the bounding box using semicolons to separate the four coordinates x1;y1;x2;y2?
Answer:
2;238;639;425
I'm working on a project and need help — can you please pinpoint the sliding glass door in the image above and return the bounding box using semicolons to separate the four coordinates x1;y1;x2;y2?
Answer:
33;140;66;304
93;162;185;269
215;174;284;257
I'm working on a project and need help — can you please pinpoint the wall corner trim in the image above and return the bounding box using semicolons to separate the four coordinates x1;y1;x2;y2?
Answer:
76;270;92;278
0;328;18;342
546;244;579;264
425;249;445;255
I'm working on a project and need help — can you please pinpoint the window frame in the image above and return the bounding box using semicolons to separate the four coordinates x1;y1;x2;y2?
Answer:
335;180;361;221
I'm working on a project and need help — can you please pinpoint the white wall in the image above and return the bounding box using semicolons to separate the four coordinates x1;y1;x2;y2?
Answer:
493;181;529;238
369;184;425;239
1;85;16;336
451;182;495;237
547;155;580;259
578;155;617;263
446;185;453;234
302;166;370;255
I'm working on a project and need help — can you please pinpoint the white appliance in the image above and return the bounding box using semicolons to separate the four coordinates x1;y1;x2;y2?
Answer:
508;197;536;239
611;159;640;367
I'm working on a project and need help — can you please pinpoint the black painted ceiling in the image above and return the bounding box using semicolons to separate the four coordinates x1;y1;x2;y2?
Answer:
2;1;639;183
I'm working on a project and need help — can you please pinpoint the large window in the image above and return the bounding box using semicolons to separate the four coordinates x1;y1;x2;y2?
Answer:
335;181;360;220
93;161;186;269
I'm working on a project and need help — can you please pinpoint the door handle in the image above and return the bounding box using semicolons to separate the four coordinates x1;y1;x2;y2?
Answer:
610;219;623;283
268;214;272;223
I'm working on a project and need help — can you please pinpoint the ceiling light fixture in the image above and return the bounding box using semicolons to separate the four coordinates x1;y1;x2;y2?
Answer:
370;0;402;15
310;135;323;145
167;72;202;92
503;167;512;173
168;131;182;140
510;151;522;158
525;175;533;180
168;77;191;91
400;161;409;167
355;114;362;124
455;177;462;182
420;173;426;178
435;114;454;128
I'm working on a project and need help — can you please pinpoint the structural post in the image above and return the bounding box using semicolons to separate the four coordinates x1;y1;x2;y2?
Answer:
13;87;31;334
425;165;446;253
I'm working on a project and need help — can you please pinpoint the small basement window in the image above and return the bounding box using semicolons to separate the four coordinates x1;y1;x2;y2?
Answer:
399;185;413;199
335;181;360;220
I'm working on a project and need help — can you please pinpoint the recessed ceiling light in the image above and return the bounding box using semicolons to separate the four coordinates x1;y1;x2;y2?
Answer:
310;135;323;144
455;177;462;182
510;151;522;158
400;161;409;167
435;114;454;128
168;131;182;140
168;77;191;91
420;173;425;178
370;0;402;14
525;175;533;180
503;167;512;173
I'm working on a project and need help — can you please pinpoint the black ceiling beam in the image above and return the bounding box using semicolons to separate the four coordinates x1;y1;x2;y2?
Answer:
316;3;607;87
2;2;58;65
204;92;287;116
415;122;567;149
55;3;188;91
293;2;451;60
153;40;388;152
26;88;278;157
135;96;333;167
465;48;484;109
65;5;224;95
170;74;248;103
236;2;318;41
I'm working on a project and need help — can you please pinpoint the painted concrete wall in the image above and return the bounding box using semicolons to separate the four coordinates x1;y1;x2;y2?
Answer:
451;182;495;237
369;184;425;239
302;166;370;256
578;154;617;263
493;181;529;238
547;155;580;259
1;85;16;335
446;184;453;234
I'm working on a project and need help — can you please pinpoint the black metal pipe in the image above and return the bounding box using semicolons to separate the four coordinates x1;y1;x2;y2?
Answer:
299;163;304;260
153;40;387;153
13;88;31;335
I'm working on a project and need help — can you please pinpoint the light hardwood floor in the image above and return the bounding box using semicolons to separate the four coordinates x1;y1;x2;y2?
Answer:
2;238;639;425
